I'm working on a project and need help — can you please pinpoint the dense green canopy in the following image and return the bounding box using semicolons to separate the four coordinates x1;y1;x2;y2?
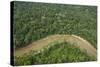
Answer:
13;2;97;49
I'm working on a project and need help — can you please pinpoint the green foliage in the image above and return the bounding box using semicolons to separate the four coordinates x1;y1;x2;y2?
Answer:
14;41;96;66
13;2;97;65
13;2;97;49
